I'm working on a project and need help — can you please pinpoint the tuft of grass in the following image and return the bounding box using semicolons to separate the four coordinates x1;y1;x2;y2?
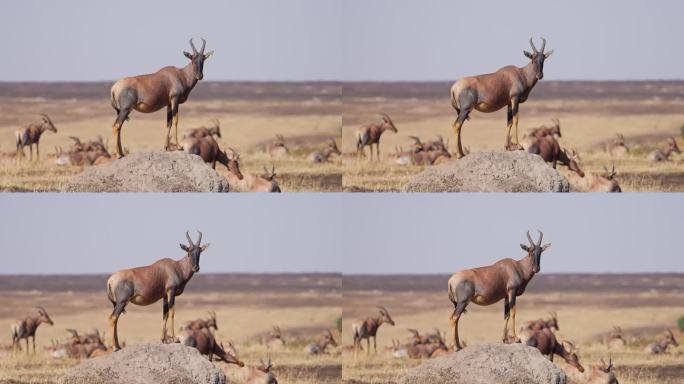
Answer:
678;316;684;332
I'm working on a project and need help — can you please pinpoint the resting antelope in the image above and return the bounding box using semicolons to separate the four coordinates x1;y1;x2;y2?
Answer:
110;38;213;158
181;134;244;178
267;134;289;157
186;119;222;140
526;328;585;372
106;231;210;350
355;113;398;161
605;134;629;157
10;306;54;354
181;311;219;332
523;312;559;332
261;326;285;349
308;138;341;163
526;135;585;176
566;164;621;192
525;119;562;140
603;326;626;349
15;114;57;161
448;231;550;351
179;327;244;366
389;336;448;359
586;358;619;384
648;137;680;162
645;329;678;354
352;306;395;356
304;329;337;354
450;38;553;158
225;357;278;384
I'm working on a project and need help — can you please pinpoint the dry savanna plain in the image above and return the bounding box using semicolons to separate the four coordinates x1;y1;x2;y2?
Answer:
0;274;342;384
342;81;684;191
342;274;684;384
0;82;342;192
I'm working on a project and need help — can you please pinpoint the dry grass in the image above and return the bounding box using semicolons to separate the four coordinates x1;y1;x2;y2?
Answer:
0;275;341;383
342;83;684;192
342;275;684;384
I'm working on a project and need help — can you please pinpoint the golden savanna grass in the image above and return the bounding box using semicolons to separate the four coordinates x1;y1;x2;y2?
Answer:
342;274;684;384
342;81;684;192
0;274;341;384
0;82;342;192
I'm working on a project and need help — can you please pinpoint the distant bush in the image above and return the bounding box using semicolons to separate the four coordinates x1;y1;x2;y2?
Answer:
680;124;684;139
678;315;684;332
336;316;342;332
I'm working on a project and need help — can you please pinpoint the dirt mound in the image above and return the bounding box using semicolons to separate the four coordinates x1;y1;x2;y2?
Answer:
62;151;229;192
60;343;226;384
402;151;569;192
399;343;566;384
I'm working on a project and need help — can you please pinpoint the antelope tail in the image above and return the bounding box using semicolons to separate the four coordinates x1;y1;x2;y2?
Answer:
110;90;120;115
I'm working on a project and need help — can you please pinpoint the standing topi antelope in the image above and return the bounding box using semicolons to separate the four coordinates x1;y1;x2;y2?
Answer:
15;114;57;161
106;231;210;350
448;230;550;351
110;38;213;158
352;306;395;357
355;113;398;161
10;306;54;354
450;38;553;158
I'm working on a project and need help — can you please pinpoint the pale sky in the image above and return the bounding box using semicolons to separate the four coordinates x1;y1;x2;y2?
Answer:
2;1;682;81
0;194;342;274
340;194;684;274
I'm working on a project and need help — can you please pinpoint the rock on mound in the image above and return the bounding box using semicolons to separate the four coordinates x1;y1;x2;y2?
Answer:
399;343;566;384
63;151;229;192
60;343;226;384
402;151;569;192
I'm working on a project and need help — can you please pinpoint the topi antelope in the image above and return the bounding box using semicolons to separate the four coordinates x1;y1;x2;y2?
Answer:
179;327;244;366
304;329;337;355
15;114;57;161
586;357;619;384
106;231;210;350
186;119;222;140
10;306;54;354
110;38;213;158
526;328;585;372
308;138;341;163
181;134;244;178
645;329;678;354
605;134;629;157
648;137;680;162
525;119;562;140
448;231;550;351
566;164;621;192
261;326;285;349
526;135;585;177
225;357;278;384
389;336;448;359
50;328;107;359
355;113;398;161
603;326;626;349
352;306;395;357
450;38;553;158
181;311;219;332
523;312;559;332
267;134;289;157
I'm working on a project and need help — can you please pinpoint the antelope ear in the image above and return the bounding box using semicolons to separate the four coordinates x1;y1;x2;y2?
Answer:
183;51;193;59
544;50;554;59
204;51;214;60
201;243;211;252
180;244;190;251
542;243;551;251
523;50;533;59
520;244;529;251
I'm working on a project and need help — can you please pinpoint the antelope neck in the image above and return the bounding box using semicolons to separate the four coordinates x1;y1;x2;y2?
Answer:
521;61;540;88
181;63;200;88
519;254;537;279
178;254;196;280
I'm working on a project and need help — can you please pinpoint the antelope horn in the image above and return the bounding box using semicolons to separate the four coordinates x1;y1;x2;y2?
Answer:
189;38;198;54
68;136;81;145
186;230;194;247
540;37;546;53
537;230;543;246
526;231;534;246
529;37;538;54
196;230;202;246
36;306;47;314
200;37;206;54
408;136;421;144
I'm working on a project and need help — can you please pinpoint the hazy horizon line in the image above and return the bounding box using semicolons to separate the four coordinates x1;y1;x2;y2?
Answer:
1;79;683;84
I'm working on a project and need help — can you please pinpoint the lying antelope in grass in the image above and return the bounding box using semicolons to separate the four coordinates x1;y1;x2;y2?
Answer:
11;306;54;354
390;329;449;359
267;134;289;157
308;138;341;163
179;327;244;366
605;134;629;157
392;136;452;166
566;164;621;192
226;165;281;192
603;326;626;349
110;38;213;158
186;119;222;140
524;119;562;140
106;231;209;350
450;38;553;157
304;329;337;354
648;137;680;162
55;136;112;166
224;357;278;384
525;134;585;176
15;114;57;161
180;311;219;332
355;113;398;161
261;326;285;349
49;328;108;359
523;312;559;332
181;134;244;178
586;357;619;384
352;306;395;357
645;329;678;354
448;231;550;351
525;328;584;372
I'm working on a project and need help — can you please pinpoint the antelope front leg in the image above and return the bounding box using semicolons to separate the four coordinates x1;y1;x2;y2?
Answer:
502;296;511;342
171;100;180;150
366;338;370;355
32;336;36;354
510;98;522;150
165;104;173;150
25;338;29;355
373;336;377;354
161;295;169;342
167;288;178;342
36;142;40;162
509;293;520;342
